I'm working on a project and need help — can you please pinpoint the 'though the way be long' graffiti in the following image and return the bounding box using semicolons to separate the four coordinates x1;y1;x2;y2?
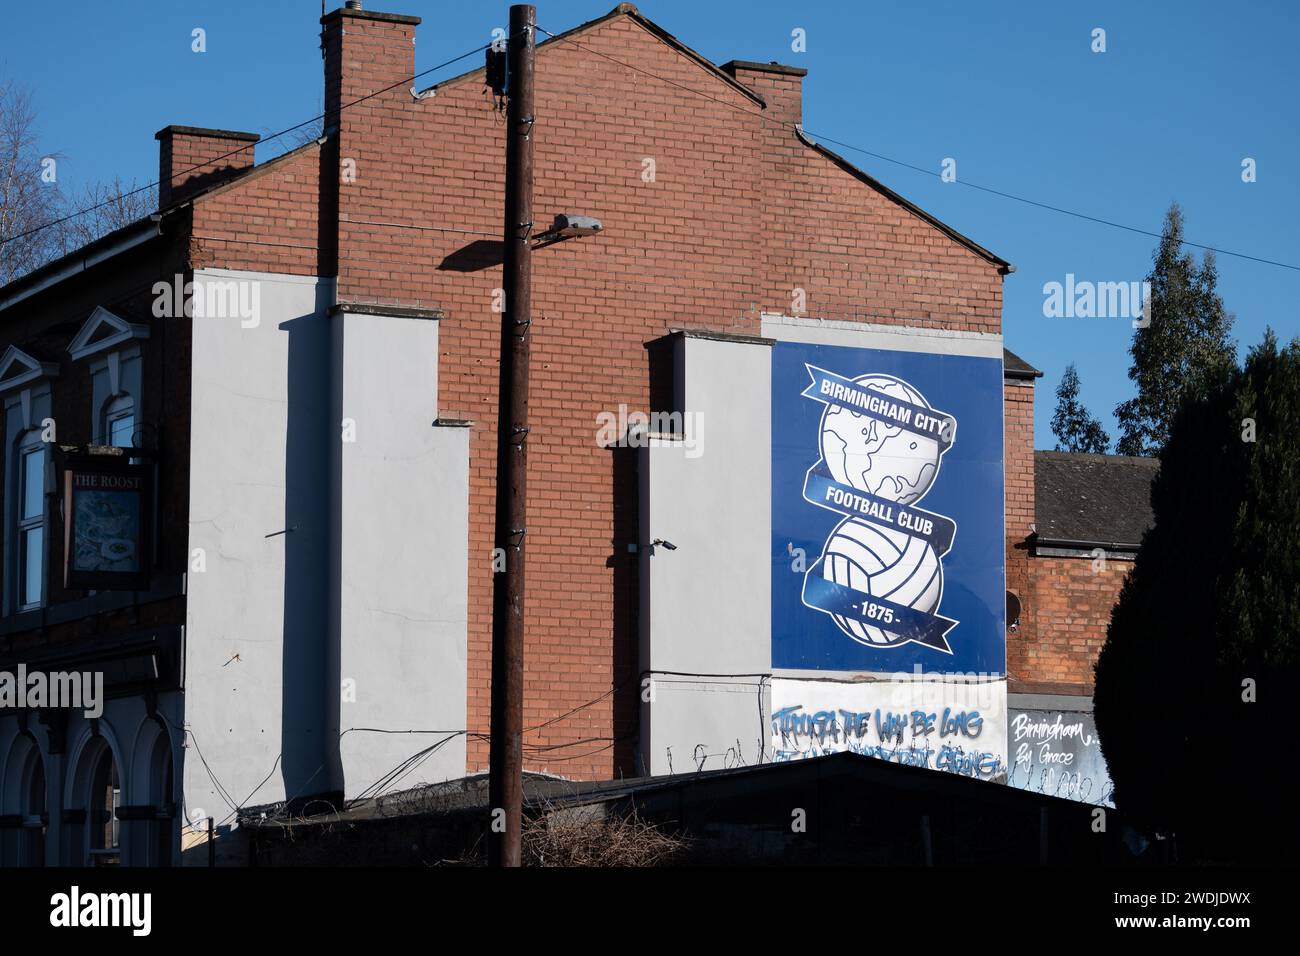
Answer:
769;677;1007;780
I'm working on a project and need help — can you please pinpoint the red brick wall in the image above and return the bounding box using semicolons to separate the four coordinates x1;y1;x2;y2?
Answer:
1003;372;1131;690
1023;553;1130;686
1001;371;1132;690
157;128;258;207
1003;378;1035;679
188;146;323;276
197;8;1008;779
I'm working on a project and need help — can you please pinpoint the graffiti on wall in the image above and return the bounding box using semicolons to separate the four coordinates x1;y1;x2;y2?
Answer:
770;677;1007;780
1006;707;1114;806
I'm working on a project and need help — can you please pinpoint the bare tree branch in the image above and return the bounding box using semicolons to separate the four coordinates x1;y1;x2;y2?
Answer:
0;78;65;285
0;77;158;286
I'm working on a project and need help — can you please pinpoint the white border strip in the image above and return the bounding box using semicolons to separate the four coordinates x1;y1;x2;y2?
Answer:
761;313;1003;359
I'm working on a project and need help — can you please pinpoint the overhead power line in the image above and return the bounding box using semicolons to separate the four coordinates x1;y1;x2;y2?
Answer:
0;40;494;249
536;25;1300;274
9;22;1291;274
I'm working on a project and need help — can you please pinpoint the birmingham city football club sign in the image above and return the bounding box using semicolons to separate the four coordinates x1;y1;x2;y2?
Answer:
800;366;959;652
772;341;1005;675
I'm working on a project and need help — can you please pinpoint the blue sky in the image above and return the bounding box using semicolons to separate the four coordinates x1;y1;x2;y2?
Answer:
4;1;1297;448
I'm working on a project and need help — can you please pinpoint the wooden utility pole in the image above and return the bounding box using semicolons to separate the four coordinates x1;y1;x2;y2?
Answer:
489;2;535;869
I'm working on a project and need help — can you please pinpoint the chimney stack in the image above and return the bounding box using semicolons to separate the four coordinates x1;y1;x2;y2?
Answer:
720;60;807;127
319;4;421;291
155;126;260;207
321;3;420;125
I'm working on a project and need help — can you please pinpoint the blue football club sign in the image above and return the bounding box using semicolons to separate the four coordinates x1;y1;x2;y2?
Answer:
771;341;1005;674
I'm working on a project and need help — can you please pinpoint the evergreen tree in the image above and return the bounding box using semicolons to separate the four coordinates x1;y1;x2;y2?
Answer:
1094;330;1300;862
1050;363;1110;453
1114;203;1236;456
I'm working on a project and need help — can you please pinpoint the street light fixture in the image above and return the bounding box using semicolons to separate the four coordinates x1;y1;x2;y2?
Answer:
532;213;603;249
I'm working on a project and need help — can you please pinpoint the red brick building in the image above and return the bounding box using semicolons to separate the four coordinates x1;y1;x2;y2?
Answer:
1017;451;1157;686
0;2;1154;864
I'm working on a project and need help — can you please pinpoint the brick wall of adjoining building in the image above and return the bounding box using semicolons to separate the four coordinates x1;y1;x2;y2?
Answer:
188;146;325;277
1021;554;1131;686
0;233;192;654
1003;378;1036;678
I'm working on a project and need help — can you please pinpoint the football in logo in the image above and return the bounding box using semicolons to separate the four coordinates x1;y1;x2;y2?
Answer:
820;516;943;646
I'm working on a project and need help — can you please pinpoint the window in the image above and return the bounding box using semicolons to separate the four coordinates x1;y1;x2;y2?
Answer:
16;435;46;610
102;395;135;450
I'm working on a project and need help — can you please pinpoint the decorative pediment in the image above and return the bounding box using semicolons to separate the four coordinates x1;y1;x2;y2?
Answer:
67;306;150;362
0;345;59;394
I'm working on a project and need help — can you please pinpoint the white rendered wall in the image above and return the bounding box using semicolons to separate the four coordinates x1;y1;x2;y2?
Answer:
639;333;773;775
187;269;336;826
331;310;468;799
187;270;470;839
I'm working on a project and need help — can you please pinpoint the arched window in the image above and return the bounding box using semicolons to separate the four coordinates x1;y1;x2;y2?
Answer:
20;748;46;867
149;731;175;866
3;735;48;866
87;748;121;866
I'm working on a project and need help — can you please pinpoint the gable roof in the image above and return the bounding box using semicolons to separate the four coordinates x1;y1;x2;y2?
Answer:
418;3;766;107
496;6;1014;273
0;137;324;314
1034;450;1159;550
542;6;1013;273
68;305;150;361
794;129;1012;272
0;345;59;393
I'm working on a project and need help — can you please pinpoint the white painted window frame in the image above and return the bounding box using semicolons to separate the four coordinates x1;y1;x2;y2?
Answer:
14;429;47;612
2;378;55;617
102;393;136;450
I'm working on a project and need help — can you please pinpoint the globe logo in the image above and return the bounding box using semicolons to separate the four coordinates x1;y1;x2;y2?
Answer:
819;374;941;505
821;516;943;646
